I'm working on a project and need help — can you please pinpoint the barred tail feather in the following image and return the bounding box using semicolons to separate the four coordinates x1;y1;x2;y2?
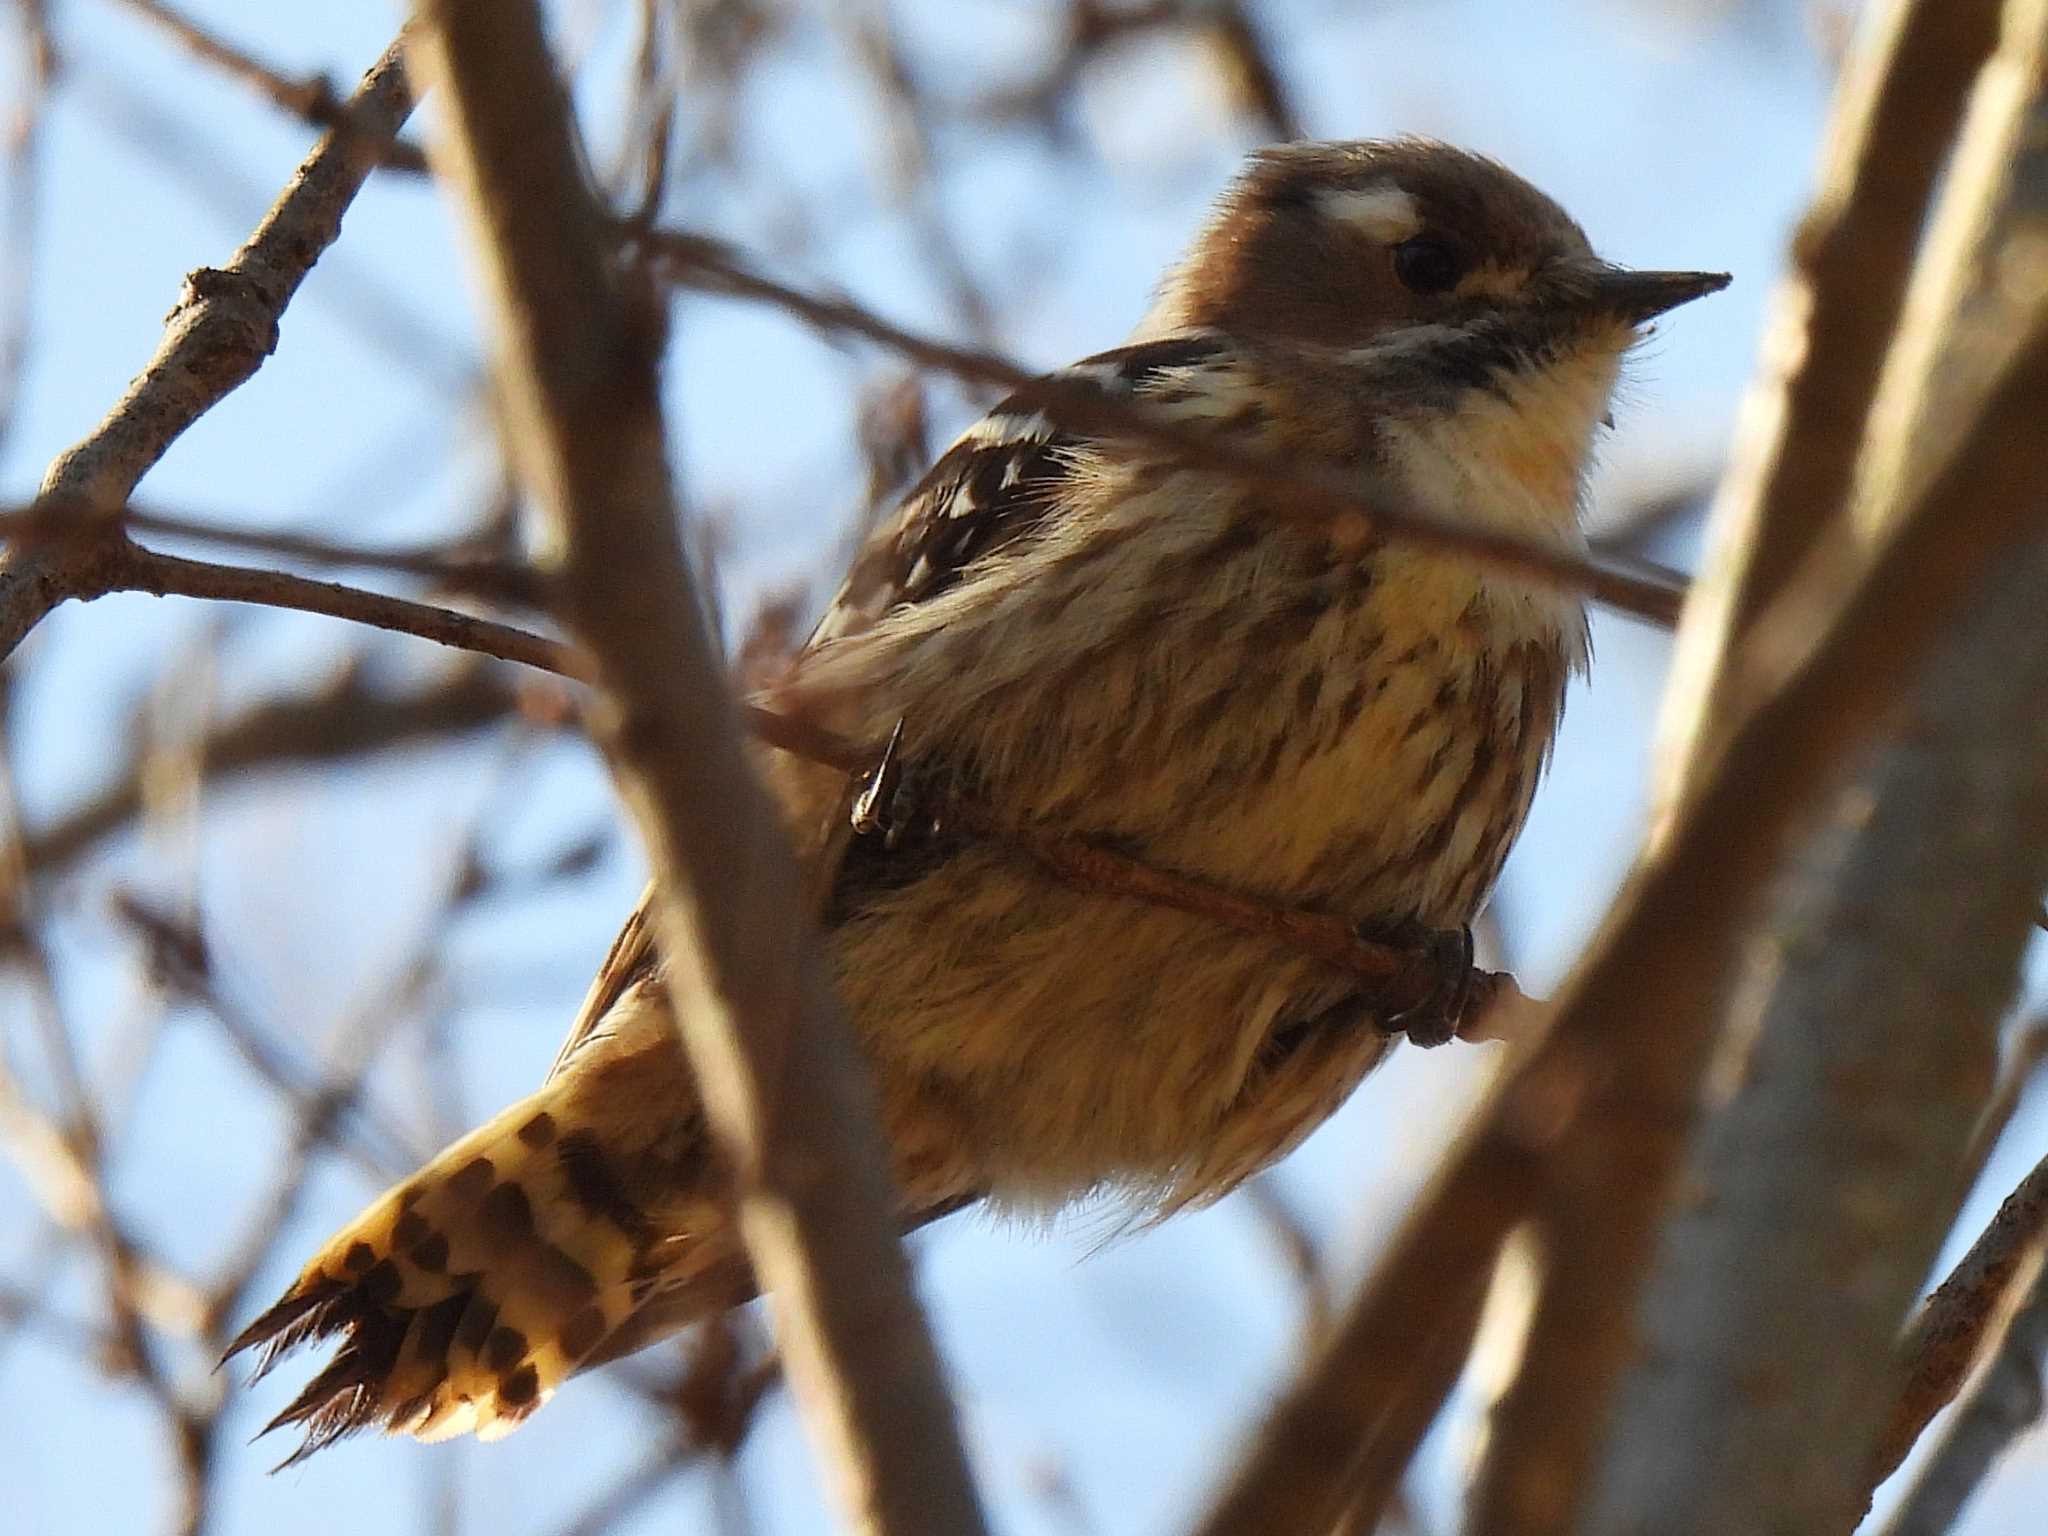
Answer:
228;1083;729;1464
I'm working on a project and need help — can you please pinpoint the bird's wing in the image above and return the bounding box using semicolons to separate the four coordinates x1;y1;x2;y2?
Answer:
546;883;659;1083
807;332;1233;645
546;333;1234;1080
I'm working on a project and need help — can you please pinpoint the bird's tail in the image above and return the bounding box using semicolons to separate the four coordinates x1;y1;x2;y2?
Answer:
227;1072;736;1464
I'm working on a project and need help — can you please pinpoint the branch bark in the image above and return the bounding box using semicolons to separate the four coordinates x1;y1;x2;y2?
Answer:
1878;1243;2048;1536
1193;24;2048;1535
1470;4;2048;1523
1652;0;1999;811
404;5;986;1533
1580;524;2048;1533
0;35;416;659
1879;1152;2048;1490
1577;9;2048;1527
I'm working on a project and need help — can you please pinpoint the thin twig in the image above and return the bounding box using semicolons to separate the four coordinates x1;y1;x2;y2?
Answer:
1876;1151;2048;1488
91;541;580;678
0;33;416;658
108;0;432;173
4;497;543;603
1878;1240;2048;1536
640;229;1693;629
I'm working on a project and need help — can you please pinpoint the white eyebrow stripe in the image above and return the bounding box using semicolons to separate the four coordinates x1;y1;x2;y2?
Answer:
1315;186;1423;242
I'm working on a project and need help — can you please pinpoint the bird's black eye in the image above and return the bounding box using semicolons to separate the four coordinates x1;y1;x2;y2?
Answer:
1392;237;1464;295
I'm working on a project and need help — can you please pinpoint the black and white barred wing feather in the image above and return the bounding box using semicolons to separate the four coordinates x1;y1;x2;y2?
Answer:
809;333;1239;644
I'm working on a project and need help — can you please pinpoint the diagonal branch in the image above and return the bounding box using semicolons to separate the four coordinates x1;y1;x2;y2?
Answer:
1192;67;2048;1536
89;541;579;679
1877;1150;2048;1489
1576;8;2048;1526
1651;0;2000;812
404;5;988;1533
1877;1240;2048;1536
0;33;416;658
1470;2;2048;1518
640;230;1694;630
109;0;432;173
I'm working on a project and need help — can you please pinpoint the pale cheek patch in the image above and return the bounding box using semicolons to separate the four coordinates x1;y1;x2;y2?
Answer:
1316;185;1423;243
1456;263;1527;301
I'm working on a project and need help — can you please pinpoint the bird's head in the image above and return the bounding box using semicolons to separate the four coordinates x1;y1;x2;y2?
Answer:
1150;138;1726;370
1145;138;1728;533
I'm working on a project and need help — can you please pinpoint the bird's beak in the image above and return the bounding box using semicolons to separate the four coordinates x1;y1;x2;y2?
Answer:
1578;265;1732;324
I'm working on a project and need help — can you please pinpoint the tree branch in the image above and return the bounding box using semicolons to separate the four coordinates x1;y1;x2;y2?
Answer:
1195;42;2048;1536
93;541;580;679
640;230;1694;630
405;5;987;1532
1652;0;1999;811
1575;9;2048;1524
1581;526;2048;1532
1878;1151;2048;1489
0;33;415;659
1877;1241;2048;1536
1472;2;2048;1520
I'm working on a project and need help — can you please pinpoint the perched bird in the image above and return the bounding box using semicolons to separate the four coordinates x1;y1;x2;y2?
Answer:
231;138;1726;1457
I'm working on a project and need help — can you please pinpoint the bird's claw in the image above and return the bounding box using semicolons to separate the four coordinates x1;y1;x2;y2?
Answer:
1357;916;1475;1048
851;719;920;848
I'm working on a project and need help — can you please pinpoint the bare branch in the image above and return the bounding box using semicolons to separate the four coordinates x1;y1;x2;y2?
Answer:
1878;1242;2048;1536
1473;3;2047;1520
404;5;988;1532
641;230;1694;630
1199;60;2048;1536
1582;525;2048;1532
5;497;545;603
109;0;431;173
1568;17;2048;1512
1878;1151;2048;1489
0;34;416;658
92;541;580;679
1654;0;2000;809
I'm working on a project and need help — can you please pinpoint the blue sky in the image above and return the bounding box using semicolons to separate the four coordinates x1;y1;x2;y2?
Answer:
2;3;2042;1534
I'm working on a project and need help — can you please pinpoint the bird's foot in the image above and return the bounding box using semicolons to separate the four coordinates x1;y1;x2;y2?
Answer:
850;718;915;847
1356;916;1475;1048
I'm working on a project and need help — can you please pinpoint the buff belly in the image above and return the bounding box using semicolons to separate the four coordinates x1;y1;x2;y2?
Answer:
823;543;1570;1212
